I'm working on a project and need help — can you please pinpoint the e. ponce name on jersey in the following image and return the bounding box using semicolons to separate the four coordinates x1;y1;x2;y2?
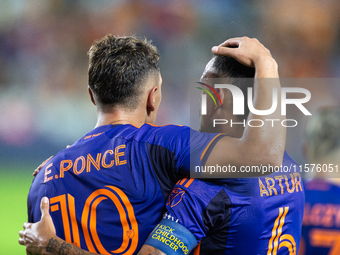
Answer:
43;145;127;183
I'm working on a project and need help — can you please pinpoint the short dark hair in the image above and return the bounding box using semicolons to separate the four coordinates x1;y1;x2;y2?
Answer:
211;55;255;117
88;35;160;110
211;55;255;80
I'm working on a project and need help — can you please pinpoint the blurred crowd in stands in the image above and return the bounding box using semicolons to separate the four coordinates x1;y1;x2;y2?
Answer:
1;0;340;166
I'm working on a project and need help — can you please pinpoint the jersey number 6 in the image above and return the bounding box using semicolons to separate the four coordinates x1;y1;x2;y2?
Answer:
267;207;297;255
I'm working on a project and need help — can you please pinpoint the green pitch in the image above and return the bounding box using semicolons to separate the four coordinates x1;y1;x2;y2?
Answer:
0;169;34;255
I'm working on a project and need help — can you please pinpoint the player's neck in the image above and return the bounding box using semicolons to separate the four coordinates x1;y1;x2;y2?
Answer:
95;109;146;128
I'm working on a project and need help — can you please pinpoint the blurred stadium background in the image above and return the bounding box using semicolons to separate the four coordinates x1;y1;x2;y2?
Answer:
1;0;340;254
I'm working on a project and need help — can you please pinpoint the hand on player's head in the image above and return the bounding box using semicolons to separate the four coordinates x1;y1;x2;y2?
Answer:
211;37;273;68
18;197;56;255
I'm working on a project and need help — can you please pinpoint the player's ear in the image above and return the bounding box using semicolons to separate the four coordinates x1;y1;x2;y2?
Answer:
147;86;158;114
88;87;96;106
216;88;225;108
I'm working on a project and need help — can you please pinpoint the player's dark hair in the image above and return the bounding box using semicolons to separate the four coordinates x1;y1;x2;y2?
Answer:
211;55;255;117
88;35;160;110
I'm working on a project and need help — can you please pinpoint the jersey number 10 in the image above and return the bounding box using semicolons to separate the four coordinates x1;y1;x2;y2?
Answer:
49;186;139;255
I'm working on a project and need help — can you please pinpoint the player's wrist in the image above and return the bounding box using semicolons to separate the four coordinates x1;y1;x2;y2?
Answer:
254;56;277;69
254;57;278;78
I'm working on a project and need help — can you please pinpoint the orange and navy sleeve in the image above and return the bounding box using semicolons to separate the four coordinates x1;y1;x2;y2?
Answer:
165;178;231;245
189;130;225;168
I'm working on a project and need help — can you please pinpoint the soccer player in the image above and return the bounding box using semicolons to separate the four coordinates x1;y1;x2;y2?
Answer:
298;107;340;255
19;36;284;255
145;54;305;255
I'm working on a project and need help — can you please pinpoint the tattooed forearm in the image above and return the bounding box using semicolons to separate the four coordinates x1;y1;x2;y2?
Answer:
45;238;162;255
46;237;85;255
137;244;166;255
46;238;60;253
